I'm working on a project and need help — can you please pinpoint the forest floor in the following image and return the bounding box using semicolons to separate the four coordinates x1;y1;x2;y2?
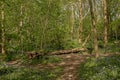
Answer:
34;54;91;80
54;54;92;80
7;53;92;80
6;53;118;80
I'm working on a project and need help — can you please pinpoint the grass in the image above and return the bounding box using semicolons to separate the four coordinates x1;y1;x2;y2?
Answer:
78;54;120;80
0;53;63;80
0;62;63;80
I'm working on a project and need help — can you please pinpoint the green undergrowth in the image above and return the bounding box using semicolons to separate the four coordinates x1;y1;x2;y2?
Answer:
0;62;63;80
2;52;63;65
25;56;63;65
78;54;120;80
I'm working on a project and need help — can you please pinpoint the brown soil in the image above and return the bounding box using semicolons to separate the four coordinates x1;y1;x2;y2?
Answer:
56;54;91;80
35;54;92;80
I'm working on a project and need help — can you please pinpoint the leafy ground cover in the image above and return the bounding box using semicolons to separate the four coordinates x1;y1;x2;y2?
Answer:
0;62;63;80
79;54;120;80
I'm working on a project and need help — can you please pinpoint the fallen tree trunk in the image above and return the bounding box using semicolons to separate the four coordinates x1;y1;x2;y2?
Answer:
82;34;91;47
26;48;87;59
48;48;87;55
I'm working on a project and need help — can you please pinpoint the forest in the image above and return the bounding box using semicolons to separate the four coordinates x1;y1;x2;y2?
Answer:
0;0;120;80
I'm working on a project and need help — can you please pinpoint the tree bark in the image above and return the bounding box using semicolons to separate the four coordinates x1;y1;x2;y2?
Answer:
26;48;87;59
102;0;108;49
18;4;24;53
82;33;91;47
71;5;75;39
89;0;99;58
1;1;5;55
79;0;83;43
19;4;23;44
49;48;86;55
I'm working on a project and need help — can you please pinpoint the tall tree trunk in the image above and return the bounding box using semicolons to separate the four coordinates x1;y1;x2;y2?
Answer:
102;0;108;49
79;0;83;43
89;0;99;58
19;4;23;43
19;4;24;53
1;1;5;55
71;5;74;39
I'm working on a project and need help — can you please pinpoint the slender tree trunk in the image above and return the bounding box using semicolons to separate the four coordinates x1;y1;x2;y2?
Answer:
71;5;74;39
89;0;99;58
79;0;83;43
19;4;23;43
18;4;24;53
0;0;1;54
1;1;5;55
41;16;48;50
40;18;44;50
102;0;108;49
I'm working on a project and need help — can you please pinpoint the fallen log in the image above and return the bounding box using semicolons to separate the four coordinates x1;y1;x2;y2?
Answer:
26;51;44;59
48;48;87;55
26;48;87;59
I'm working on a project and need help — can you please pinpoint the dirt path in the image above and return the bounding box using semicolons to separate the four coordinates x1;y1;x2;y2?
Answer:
57;54;91;80
34;53;92;80
7;53;93;80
